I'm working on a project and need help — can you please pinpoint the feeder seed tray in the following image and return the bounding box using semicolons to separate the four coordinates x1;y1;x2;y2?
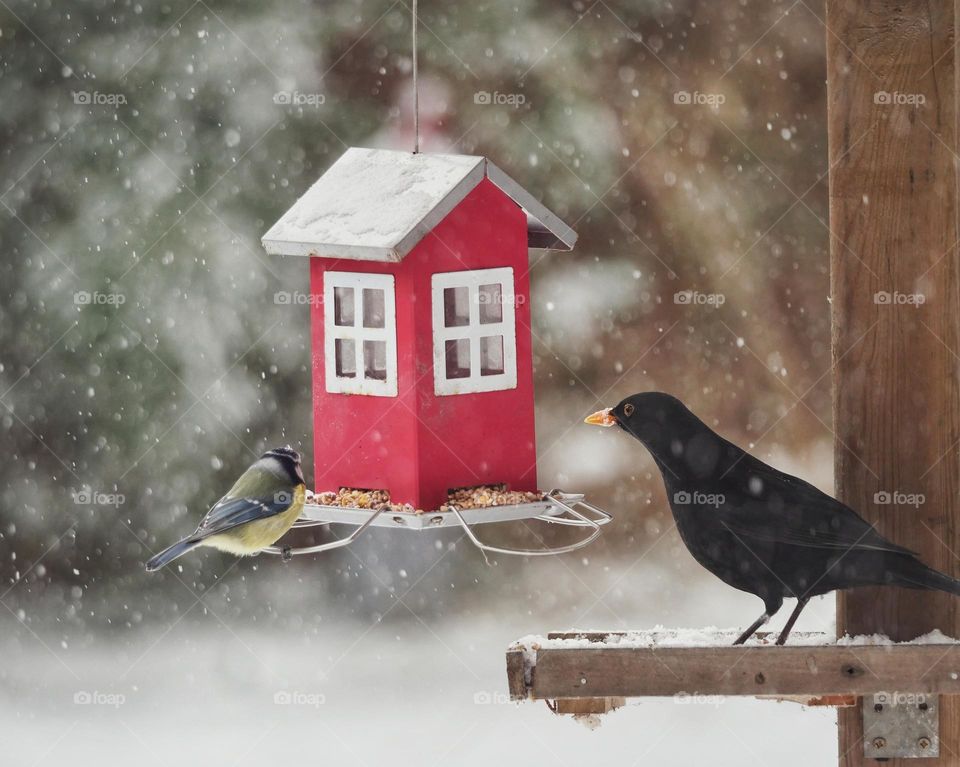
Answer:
309;485;547;514
262;487;612;558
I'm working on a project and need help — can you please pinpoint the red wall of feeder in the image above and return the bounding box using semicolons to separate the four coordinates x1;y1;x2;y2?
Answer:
310;178;538;510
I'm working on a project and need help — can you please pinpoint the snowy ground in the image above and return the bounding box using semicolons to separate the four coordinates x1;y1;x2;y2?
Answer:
4;561;839;766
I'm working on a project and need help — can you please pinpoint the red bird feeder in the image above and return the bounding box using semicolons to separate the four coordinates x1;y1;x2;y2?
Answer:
260;147;610;557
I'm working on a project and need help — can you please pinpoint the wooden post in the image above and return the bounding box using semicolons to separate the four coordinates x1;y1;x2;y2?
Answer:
827;0;960;764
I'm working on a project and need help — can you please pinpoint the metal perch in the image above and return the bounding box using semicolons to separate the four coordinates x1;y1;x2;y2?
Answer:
261;490;612;558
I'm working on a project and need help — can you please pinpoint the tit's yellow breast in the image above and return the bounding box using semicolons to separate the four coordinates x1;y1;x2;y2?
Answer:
203;485;305;555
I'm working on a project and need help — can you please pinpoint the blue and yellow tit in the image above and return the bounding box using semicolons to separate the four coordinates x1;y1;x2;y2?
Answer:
146;446;306;571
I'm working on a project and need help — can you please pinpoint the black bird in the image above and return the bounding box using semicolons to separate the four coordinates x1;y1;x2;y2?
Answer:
585;392;960;645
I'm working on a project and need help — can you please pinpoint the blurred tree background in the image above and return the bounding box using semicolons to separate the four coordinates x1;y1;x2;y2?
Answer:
0;0;832;633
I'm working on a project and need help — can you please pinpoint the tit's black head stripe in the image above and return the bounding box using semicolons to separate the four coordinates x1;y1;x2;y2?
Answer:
263;446;301;464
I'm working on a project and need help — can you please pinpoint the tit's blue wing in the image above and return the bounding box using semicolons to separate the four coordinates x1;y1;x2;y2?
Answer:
194;491;296;539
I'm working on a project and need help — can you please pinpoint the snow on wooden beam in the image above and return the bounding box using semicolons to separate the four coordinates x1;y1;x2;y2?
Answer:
506;630;960;703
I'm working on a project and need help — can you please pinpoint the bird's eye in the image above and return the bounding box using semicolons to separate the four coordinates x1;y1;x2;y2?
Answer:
623;403;635;417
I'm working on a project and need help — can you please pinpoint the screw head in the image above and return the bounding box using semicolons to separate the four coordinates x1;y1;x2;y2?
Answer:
918;737;931;750
872;737;887;750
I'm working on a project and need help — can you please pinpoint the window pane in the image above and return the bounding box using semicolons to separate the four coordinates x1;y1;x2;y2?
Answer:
363;340;387;380
444;339;471;379
478;283;503;324
443;286;470;327
362;288;385;328
334;287;355;326
480;336;504;376
335;338;356;378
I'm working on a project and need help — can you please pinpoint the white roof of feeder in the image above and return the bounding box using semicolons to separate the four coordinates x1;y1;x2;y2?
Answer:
262;147;577;261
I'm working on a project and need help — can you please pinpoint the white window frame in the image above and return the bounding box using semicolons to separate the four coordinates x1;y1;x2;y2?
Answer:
324;271;398;397
431;267;518;396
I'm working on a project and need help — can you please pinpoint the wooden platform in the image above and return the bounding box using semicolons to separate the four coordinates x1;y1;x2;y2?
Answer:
507;630;960;707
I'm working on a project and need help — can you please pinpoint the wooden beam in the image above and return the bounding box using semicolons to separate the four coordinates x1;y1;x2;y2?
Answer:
510;639;960;700
506;647;526;701
531;645;960;698
552;697;626;715
826;0;960;763
756;694;859;707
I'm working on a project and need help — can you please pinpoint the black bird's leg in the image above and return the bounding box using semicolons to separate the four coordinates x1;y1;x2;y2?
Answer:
733;598;783;645
775;597;809;645
733;612;770;645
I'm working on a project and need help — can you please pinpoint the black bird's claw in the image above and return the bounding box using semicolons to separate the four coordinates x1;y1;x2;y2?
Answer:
281;545;293;563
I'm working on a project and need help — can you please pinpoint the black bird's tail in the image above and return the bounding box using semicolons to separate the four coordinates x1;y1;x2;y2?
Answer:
146;538;200;572
889;556;960;596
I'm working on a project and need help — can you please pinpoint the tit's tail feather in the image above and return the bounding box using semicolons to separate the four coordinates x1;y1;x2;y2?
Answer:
145;538;201;572
889;556;960;596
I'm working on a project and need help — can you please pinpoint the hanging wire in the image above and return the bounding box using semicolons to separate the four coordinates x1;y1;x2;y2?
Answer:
412;0;420;153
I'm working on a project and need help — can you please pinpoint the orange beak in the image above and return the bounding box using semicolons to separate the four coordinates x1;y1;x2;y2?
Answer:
584;408;618;428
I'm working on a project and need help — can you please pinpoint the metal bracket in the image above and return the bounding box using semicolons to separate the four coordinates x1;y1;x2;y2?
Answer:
862;693;938;759
449;491;611;556
260;504;389;557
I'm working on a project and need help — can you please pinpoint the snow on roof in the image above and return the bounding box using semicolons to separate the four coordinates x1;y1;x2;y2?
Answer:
262;147;577;261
